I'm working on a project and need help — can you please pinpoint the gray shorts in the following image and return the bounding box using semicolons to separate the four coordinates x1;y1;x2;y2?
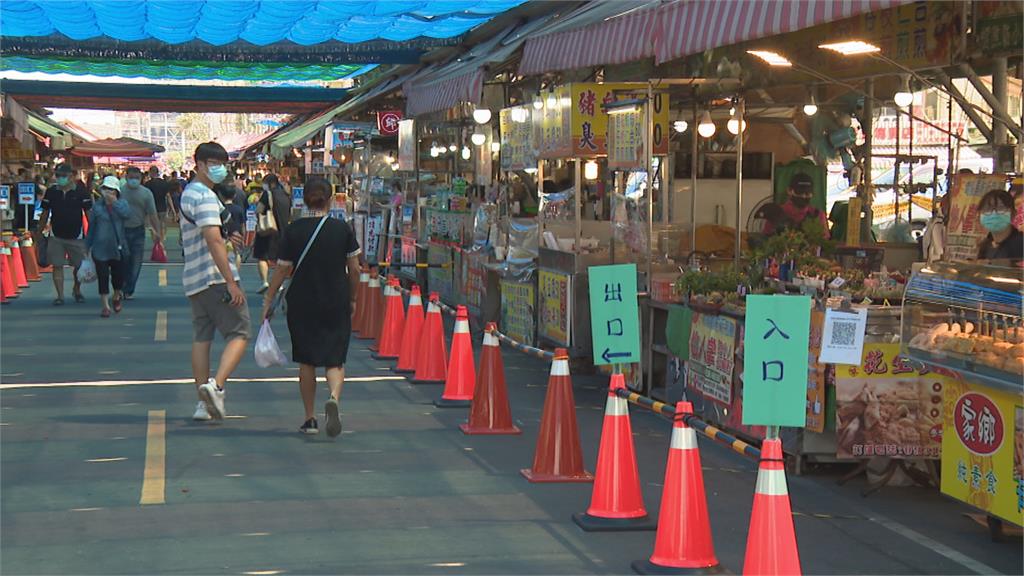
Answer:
189;284;252;343
47;237;87;268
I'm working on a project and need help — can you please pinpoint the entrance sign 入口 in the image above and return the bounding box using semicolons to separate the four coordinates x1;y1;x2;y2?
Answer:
743;295;811;427
588;263;640;366
291;187;304;209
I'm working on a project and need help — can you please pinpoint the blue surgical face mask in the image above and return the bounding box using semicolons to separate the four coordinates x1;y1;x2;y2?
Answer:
57;176;70;186
207;164;229;184
980;211;1012;233
127;178;141;187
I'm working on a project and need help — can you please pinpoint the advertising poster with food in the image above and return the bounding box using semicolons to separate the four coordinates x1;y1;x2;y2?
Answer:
836;343;947;460
686;312;737;406
940;379;1024;525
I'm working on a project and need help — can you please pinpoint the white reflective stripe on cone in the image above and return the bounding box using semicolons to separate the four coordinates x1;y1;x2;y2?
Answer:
550;359;570;377
359;273;369;281
755;468;789;496
604;394;628;416
409;294;422;306
669;425;698;450
427;302;439;314
369;278;380;287
482;332;499;347
454;320;469;334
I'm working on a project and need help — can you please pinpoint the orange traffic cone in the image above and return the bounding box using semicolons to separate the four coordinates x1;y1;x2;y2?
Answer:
0;243;17;300
435;305;475;407
10;236;29;289
367;274;388;349
632;402;722;575
411;292;447;384
574;373;654;531
743;437;801;576
461;323;521;435
357;273;380;341
20;234;40;282
352;267;370;335
394;284;424;374
373;277;406;360
521;349;593;483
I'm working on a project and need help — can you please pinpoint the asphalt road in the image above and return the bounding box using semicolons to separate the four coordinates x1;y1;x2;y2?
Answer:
1;264;1021;575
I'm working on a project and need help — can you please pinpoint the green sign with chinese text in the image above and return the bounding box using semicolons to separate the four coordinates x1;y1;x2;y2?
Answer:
588;264;641;366
743;295;811;427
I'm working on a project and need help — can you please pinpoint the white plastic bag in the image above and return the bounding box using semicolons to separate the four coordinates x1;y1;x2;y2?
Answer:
76;258;97;284
254;319;288;368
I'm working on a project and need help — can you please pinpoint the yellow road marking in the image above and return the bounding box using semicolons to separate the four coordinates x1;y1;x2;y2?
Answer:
140;410;166;505
154;311;167;341
158;269;167;287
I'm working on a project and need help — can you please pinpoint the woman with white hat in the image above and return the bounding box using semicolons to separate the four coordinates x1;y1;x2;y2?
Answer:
85;176;132;317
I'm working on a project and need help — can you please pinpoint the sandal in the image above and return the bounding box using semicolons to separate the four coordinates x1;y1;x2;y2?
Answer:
113;298;123;313
52;298;64;306
100;308;111;318
73;292;85;304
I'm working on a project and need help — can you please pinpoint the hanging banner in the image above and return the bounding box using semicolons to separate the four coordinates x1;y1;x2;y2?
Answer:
0;185;9;210
607;107;644;170
535;85;572;159
474;127;493;185
946;173;1007;262
499;107;536;171
538;269;571;347
398;119;416;172
568;83;670;158
500;278;536;347
686;311;737;406
363;212;384;264
399;236;417;281
377;110;402;136
941;379;1023;525
464;250;488;315
835;343;948;460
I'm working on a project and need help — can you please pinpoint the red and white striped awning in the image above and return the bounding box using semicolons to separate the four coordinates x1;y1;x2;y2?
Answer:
654;0;912;65
518;4;660;76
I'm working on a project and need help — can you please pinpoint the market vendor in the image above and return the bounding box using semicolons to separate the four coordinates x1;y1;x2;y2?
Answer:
975;189;1023;261
763;173;830;239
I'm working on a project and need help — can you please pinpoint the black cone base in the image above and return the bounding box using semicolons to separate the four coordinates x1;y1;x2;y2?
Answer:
572;512;656;532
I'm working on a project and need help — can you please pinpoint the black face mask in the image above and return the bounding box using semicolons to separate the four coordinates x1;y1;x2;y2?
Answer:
791;195;811;208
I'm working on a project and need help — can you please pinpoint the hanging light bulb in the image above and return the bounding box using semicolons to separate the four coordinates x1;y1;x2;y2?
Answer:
673;120;688;133
384;153;395;164
546;90;557;109
803;92;818;116
472;108;492;124
584;160;598;181
894;75;913;108
461;146;471;160
532;98;543;110
391;163;400;171
430;146;440;158
490;141;501;153
727;115;746;135
471;132;487;146
448;144;457;152
697;110;716;138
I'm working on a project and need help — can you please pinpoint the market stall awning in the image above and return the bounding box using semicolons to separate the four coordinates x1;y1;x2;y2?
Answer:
518;2;660;76
1;0;527;45
654;0;913;65
1;79;349;114
70;137;165;158
25;108;87;150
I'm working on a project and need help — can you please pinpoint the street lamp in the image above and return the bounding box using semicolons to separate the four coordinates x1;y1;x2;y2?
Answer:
697;110;716;138
818;40;880;56
746;50;792;67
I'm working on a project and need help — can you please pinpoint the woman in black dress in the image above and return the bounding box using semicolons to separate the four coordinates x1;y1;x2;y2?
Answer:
254;174;292;294
261;178;361;437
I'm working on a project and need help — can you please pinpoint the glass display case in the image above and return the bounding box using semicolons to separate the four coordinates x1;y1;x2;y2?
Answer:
901;262;1024;393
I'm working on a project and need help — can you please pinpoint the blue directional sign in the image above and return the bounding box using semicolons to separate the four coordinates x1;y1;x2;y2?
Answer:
588;263;641;366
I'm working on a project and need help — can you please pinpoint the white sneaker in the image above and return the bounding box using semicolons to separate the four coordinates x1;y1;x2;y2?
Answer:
192;401;212;421
198;379;226;419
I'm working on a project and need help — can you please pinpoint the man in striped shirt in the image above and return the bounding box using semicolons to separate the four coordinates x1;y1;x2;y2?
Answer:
180;142;250;422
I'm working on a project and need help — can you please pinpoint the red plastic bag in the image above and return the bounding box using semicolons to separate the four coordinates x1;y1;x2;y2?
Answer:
151;240;168;263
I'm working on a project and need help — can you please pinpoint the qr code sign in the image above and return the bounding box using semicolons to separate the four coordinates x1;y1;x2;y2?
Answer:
830;320;858;347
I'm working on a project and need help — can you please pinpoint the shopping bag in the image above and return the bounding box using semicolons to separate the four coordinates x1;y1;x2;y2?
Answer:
151;240;168;263
254;319;288;368
76;258;97;284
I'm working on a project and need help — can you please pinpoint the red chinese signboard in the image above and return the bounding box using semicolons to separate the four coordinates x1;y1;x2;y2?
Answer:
377;110;402;136
953;392;1005;456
